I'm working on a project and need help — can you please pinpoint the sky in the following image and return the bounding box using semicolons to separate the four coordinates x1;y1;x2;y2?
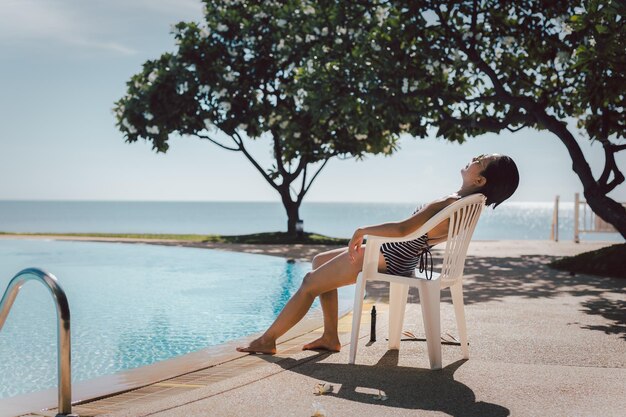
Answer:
1;0;624;204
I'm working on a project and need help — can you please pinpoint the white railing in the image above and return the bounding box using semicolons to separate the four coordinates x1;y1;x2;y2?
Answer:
550;195;560;241
574;193;624;243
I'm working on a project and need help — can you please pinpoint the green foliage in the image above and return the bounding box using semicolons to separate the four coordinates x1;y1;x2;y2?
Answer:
567;0;625;140
114;0;626;156
201;231;348;245
113;0;404;163
371;0;625;144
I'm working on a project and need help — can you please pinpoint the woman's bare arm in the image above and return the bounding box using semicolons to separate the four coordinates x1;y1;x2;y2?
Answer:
348;195;458;261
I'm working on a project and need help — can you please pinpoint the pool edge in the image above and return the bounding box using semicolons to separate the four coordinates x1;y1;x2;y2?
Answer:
0;302;353;417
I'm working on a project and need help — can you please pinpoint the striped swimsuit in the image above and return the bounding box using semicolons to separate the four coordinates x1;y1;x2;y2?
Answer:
379;206;434;278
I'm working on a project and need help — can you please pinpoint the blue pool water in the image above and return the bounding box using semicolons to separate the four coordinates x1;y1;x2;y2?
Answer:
0;239;353;399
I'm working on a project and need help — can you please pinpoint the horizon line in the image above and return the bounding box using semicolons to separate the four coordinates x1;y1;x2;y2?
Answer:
0;198;570;204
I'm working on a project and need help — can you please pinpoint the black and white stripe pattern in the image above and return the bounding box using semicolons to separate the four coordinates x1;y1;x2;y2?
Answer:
380;234;431;277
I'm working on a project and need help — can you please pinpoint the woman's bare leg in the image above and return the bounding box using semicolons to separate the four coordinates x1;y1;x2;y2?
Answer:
236;247;377;354
306;247;387;350
302;248;346;351
302;289;340;351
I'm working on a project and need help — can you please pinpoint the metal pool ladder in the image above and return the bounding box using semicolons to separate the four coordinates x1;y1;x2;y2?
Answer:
0;268;78;417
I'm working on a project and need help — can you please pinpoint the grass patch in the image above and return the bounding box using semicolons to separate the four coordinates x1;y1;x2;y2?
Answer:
0;231;349;246
549;243;626;279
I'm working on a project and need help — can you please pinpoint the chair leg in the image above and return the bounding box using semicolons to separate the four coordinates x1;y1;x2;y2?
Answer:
450;282;469;359
418;280;442;370
388;282;409;350
349;273;367;364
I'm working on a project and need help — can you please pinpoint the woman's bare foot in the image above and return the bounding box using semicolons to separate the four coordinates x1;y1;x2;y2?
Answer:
236;336;277;354
302;335;341;352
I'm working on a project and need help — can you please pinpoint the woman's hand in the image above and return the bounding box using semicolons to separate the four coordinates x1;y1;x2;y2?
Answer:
348;228;364;263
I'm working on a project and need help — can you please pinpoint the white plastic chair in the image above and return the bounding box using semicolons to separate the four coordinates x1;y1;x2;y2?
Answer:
349;194;486;370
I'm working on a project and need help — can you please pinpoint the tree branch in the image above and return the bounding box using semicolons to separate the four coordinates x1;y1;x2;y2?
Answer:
506;123;528;133
463;49;537;110
460;95;498;103
434;7;539;112
469;0;478;50
291;154;308;180
271;129;289;179
598;140;626;193
297;165;308;204
232;131;280;191
231;131;244;147
196;133;240;151
599;142;613;186
303;158;330;197
434;103;533;133
531;111;598;190
602;175;625;194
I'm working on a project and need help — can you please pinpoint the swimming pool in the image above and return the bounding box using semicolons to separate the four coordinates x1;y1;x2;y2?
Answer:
0;239;353;399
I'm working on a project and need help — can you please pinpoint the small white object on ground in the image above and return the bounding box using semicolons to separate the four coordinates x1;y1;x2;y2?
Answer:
314;382;334;395
373;390;388;401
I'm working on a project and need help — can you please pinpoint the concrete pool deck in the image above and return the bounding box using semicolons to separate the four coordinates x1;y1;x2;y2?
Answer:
6;239;626;416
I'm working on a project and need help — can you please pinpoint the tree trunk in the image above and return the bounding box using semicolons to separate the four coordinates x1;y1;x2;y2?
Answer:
279;190;301;236
532;109;626;239
584;188;626;239
286;204;300;235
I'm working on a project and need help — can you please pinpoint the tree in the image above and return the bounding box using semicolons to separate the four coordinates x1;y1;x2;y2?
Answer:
113;0;402;234
372;0;626;237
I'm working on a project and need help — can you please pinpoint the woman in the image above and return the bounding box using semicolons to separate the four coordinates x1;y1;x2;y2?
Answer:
237;154;519;354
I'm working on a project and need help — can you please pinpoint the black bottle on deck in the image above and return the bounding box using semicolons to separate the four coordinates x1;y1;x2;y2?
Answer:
370;305;377;342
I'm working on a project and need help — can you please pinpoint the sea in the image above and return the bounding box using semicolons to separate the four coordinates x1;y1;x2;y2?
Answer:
0;201;622;242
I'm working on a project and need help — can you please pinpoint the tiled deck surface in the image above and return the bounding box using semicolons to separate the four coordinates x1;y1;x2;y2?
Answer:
18;303;379;417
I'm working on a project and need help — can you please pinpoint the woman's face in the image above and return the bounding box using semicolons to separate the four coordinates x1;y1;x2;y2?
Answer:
461;154;499;185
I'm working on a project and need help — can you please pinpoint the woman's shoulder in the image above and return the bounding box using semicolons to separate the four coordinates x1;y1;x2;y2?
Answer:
428;194;462;209
413;194;462;216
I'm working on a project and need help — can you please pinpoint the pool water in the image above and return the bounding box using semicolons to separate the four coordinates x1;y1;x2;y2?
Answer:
0;239;353;399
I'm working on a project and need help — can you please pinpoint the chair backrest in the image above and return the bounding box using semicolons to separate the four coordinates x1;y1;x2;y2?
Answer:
361;194;485;285
438;194;485;286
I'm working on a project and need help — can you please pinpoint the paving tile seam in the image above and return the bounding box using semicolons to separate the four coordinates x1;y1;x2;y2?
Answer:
66;353;257;412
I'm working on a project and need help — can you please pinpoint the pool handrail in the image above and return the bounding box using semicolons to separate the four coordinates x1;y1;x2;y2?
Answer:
0;268;77;417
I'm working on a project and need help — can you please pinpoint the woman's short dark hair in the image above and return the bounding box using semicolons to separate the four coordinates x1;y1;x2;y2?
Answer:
479;155;519;209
